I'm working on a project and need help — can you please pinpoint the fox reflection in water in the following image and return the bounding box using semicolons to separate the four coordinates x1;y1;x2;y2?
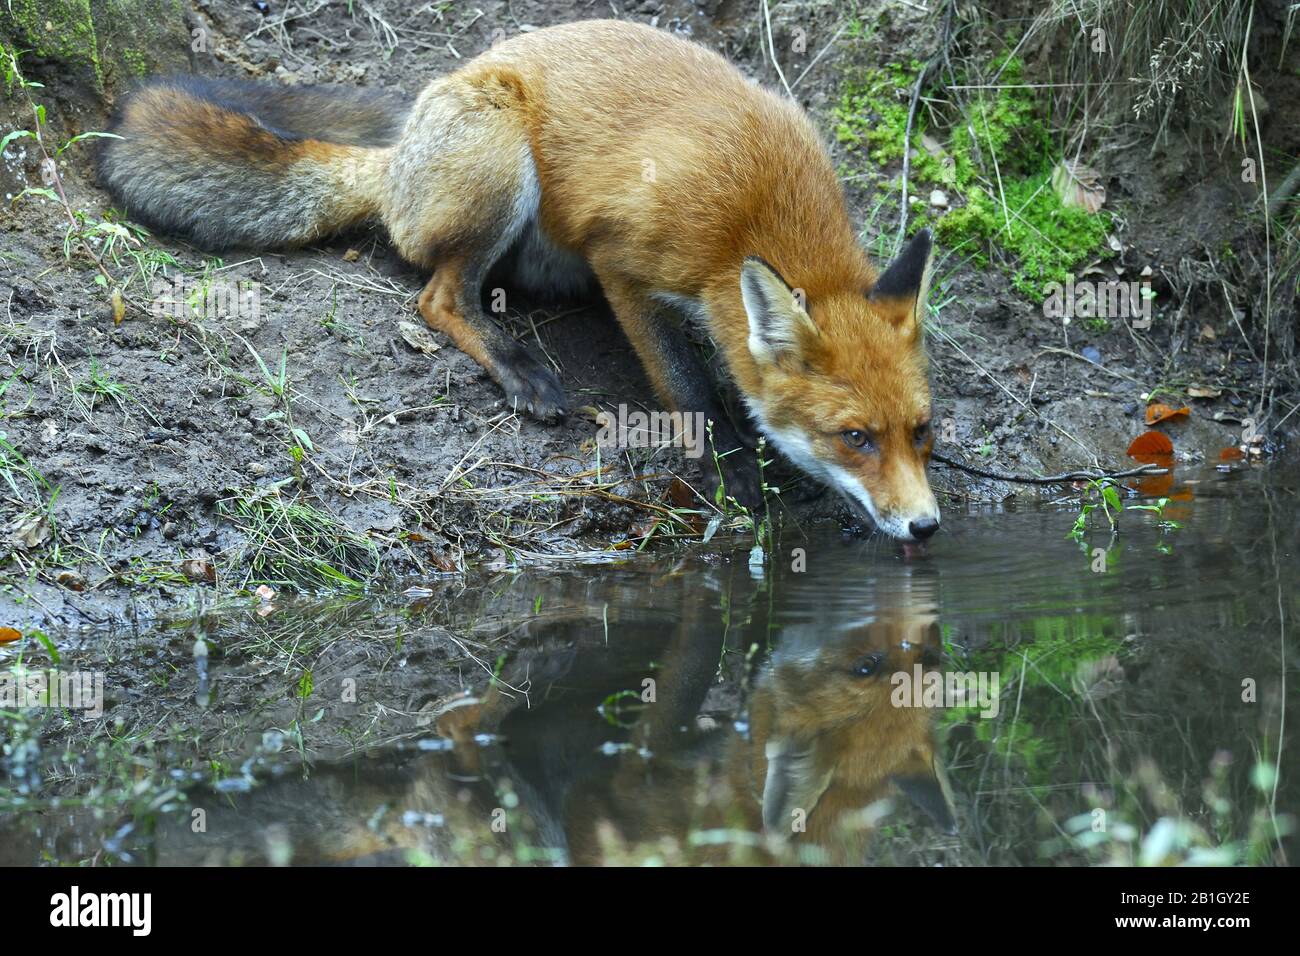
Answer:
151;577;957;866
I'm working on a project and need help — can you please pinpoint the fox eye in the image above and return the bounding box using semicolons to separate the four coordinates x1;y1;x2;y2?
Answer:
852;653;884;678
913;421;933;445
841;429;874;451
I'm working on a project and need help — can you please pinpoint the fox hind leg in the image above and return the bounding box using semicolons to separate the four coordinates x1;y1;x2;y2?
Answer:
387;72;566;420
417;261;566;420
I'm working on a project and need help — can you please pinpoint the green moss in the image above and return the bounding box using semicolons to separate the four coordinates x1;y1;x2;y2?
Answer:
948;57;1053;186
833;61;951;186
935;172;1112;299
2;0;100;85
835;55;1113;303
0;0;187;92
120;47;149;77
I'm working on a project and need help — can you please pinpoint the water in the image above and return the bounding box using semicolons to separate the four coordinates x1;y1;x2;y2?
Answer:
1;464;1295;865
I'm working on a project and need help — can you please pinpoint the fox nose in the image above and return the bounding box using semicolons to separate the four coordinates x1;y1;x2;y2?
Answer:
909;517;940;540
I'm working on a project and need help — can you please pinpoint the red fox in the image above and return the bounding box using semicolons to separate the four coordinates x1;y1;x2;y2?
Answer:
99;19;941;541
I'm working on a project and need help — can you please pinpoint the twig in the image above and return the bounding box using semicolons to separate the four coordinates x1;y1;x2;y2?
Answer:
761;0;794;99
932;451;1168;485
896;0;957;247
791;24;846;92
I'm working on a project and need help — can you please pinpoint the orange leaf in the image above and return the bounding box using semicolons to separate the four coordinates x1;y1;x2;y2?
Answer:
0;626;20;644
1127;431;1174;457
1145;403;1190;425
1219;446;1244;461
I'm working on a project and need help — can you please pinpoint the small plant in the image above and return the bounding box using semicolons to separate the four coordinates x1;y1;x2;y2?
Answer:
1127;496;1182;533
236;335;314;475
70;357;133;417
1067;478;1123;540
2;45;128;302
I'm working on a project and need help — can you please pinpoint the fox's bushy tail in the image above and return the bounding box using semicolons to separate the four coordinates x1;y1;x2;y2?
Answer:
98;77;410;250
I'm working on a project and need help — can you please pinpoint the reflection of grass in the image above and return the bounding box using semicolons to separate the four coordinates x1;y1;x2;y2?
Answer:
1050;750;1287;865
945;615;1121;783
944;610;1290;865
220;491;379;592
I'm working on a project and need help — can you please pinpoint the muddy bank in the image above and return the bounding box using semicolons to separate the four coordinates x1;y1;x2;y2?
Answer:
0;0;1295;634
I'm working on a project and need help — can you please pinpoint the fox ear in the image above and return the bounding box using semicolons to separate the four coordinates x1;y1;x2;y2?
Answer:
868;228;934;333
892;749;957;834
741;257;819;366
762;737;833;838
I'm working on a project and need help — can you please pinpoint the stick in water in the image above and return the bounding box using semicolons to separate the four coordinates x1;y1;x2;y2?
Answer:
931;451;1169;485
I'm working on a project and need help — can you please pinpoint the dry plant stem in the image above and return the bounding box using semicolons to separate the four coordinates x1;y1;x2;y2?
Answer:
761;0;793;99
1239;6;1273;425
897;0;957;247
931;451;1168;485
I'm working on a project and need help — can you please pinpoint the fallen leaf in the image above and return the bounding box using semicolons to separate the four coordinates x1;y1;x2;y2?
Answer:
1219;446;1245;461
111;288;125;326
55;569;86;592
1127;431;1174;457
6;514;50;550
666;478;697;509
342;248;361;262
0;627;21;644
1052;159;1106;213
1187;384;1222;399
1127;418;1179;497
255;584;276;601
428;552;459;572
180;554;216;584
1145;403;1190;425
397;321;441;355
628;518;660;540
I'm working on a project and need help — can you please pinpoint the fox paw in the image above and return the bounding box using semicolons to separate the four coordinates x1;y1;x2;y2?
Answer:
493;345;567;422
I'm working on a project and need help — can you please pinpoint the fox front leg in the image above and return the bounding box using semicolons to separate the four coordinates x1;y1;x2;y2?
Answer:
600;282;763;510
